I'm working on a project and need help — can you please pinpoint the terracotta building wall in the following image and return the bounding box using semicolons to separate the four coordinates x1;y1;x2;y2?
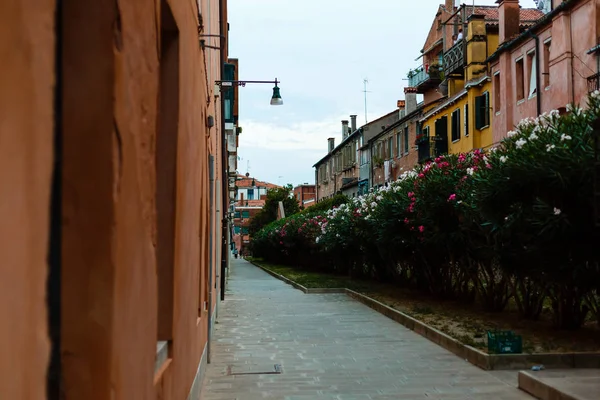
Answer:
0;0;225;399
0;1;55;399
492;0;598;143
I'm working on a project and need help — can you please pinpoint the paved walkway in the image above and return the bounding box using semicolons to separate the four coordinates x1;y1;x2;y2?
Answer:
201;258;532;400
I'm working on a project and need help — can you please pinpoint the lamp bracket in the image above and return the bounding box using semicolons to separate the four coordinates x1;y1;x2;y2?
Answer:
215;79;280;88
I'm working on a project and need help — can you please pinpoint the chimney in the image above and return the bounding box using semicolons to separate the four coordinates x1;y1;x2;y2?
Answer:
497;0;520;44
350;115;357;133
341;120;349;140
328;137;335;153
240;192;244;204
445;0;455;11
397;100;406;119
404;87;418;114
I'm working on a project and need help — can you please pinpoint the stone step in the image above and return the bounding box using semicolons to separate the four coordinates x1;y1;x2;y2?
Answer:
518;369;600;400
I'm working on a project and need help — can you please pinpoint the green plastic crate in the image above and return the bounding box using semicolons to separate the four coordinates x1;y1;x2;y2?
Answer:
487;330;523;354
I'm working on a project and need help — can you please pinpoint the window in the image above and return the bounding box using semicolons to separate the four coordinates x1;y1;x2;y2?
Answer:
247;188;254;200
494;72;501;113
387;137;393;159
234;211;241;219
451;108;461;142
242;227;249;234
360;149;368;165
516;57;525;101
464;104;469;137
418;125;431;163
475;92;490;130
234;226;241;234
528;51;537;98
396;133;401;157
241;210;250;219
404;126;409;154
543;39;551;88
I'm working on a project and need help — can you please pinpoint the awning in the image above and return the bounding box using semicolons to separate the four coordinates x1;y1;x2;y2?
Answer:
416;39;444;61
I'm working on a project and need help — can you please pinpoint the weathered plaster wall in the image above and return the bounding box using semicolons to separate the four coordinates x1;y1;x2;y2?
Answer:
1;0;225;398
0;1;55;399
492;0;598;143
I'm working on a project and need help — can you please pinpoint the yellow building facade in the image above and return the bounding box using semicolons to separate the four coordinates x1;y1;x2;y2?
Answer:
419;14;496;158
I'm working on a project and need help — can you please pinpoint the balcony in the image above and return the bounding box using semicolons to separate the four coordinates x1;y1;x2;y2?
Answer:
443;40;466;77
588;72;600;93
408;66;443;92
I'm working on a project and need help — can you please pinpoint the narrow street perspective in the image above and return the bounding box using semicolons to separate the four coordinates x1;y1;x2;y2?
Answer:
2;0;600;399
201;259;532;400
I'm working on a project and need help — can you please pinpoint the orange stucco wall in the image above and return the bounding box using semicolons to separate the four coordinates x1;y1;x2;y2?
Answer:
0;0;227;399
0;1;55;399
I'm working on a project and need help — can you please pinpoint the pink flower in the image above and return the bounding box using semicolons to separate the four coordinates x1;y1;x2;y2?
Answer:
404;218;409;224
418;173;425;178
407;192;415;198
448;194;456;202
418;226;425;233
279;241;283;245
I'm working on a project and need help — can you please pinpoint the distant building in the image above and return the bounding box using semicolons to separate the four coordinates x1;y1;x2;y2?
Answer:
293;184;316;208
231;175;280;256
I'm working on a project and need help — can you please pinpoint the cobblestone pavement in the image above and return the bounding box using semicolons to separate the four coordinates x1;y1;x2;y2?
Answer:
201;258;532;400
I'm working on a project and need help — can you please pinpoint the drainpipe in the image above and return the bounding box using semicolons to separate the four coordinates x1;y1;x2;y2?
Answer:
219;0;228;301
526;31;542;116
315;168;318;202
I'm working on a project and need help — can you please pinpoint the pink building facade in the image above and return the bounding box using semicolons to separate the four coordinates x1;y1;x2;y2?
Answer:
490;0;600;143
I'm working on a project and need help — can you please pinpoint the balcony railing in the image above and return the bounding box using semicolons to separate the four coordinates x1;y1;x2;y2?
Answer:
443;39;466;77
408;66;443;90
588;72;600;93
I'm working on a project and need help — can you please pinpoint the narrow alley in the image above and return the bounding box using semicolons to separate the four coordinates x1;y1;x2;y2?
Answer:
201;259;533;400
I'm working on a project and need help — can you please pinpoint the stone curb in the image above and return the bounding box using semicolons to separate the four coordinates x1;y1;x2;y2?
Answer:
518;371;580;400
250;261;600;371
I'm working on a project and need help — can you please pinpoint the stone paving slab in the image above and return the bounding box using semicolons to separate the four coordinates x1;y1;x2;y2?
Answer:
518;369;600;400
200;259;532;400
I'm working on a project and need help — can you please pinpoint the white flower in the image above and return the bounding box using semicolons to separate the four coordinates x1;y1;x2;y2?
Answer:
546;144;556;152
500;155;508;163
515;138;527;149
592;90;600;100
529;133;539;140
507;131;517;138
560;134;572;141
316;236;320;243
549;109;560;118
371;202;377;208
466;167;475;175
553;207;561;215
566;103;575;113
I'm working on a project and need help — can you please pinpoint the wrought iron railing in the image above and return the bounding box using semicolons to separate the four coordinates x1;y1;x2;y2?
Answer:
588;72;600;93
443;40;466;77
408;67;444;88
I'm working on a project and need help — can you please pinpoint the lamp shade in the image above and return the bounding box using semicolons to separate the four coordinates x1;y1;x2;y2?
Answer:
270;85;283;106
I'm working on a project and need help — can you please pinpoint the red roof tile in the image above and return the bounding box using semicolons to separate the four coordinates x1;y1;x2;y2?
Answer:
468;6;544;26
235;174;280;189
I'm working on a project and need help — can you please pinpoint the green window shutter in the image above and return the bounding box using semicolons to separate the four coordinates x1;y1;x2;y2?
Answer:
242;227;249;234
484;92;490;127
465;104;469;136
234;226;241;234
242;210;250;219
224;63;236;124
475;95;484;129
234;211;241;218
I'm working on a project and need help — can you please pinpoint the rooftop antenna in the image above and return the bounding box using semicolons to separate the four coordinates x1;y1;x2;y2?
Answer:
363;78;371;124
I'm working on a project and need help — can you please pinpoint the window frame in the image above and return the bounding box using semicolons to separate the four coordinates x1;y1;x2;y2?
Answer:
451;108;461;142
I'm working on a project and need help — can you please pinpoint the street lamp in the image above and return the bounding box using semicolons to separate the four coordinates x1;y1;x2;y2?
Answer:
215;79;283;106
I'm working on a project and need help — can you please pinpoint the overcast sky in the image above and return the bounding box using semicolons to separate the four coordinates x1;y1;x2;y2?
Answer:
228;0;537;187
